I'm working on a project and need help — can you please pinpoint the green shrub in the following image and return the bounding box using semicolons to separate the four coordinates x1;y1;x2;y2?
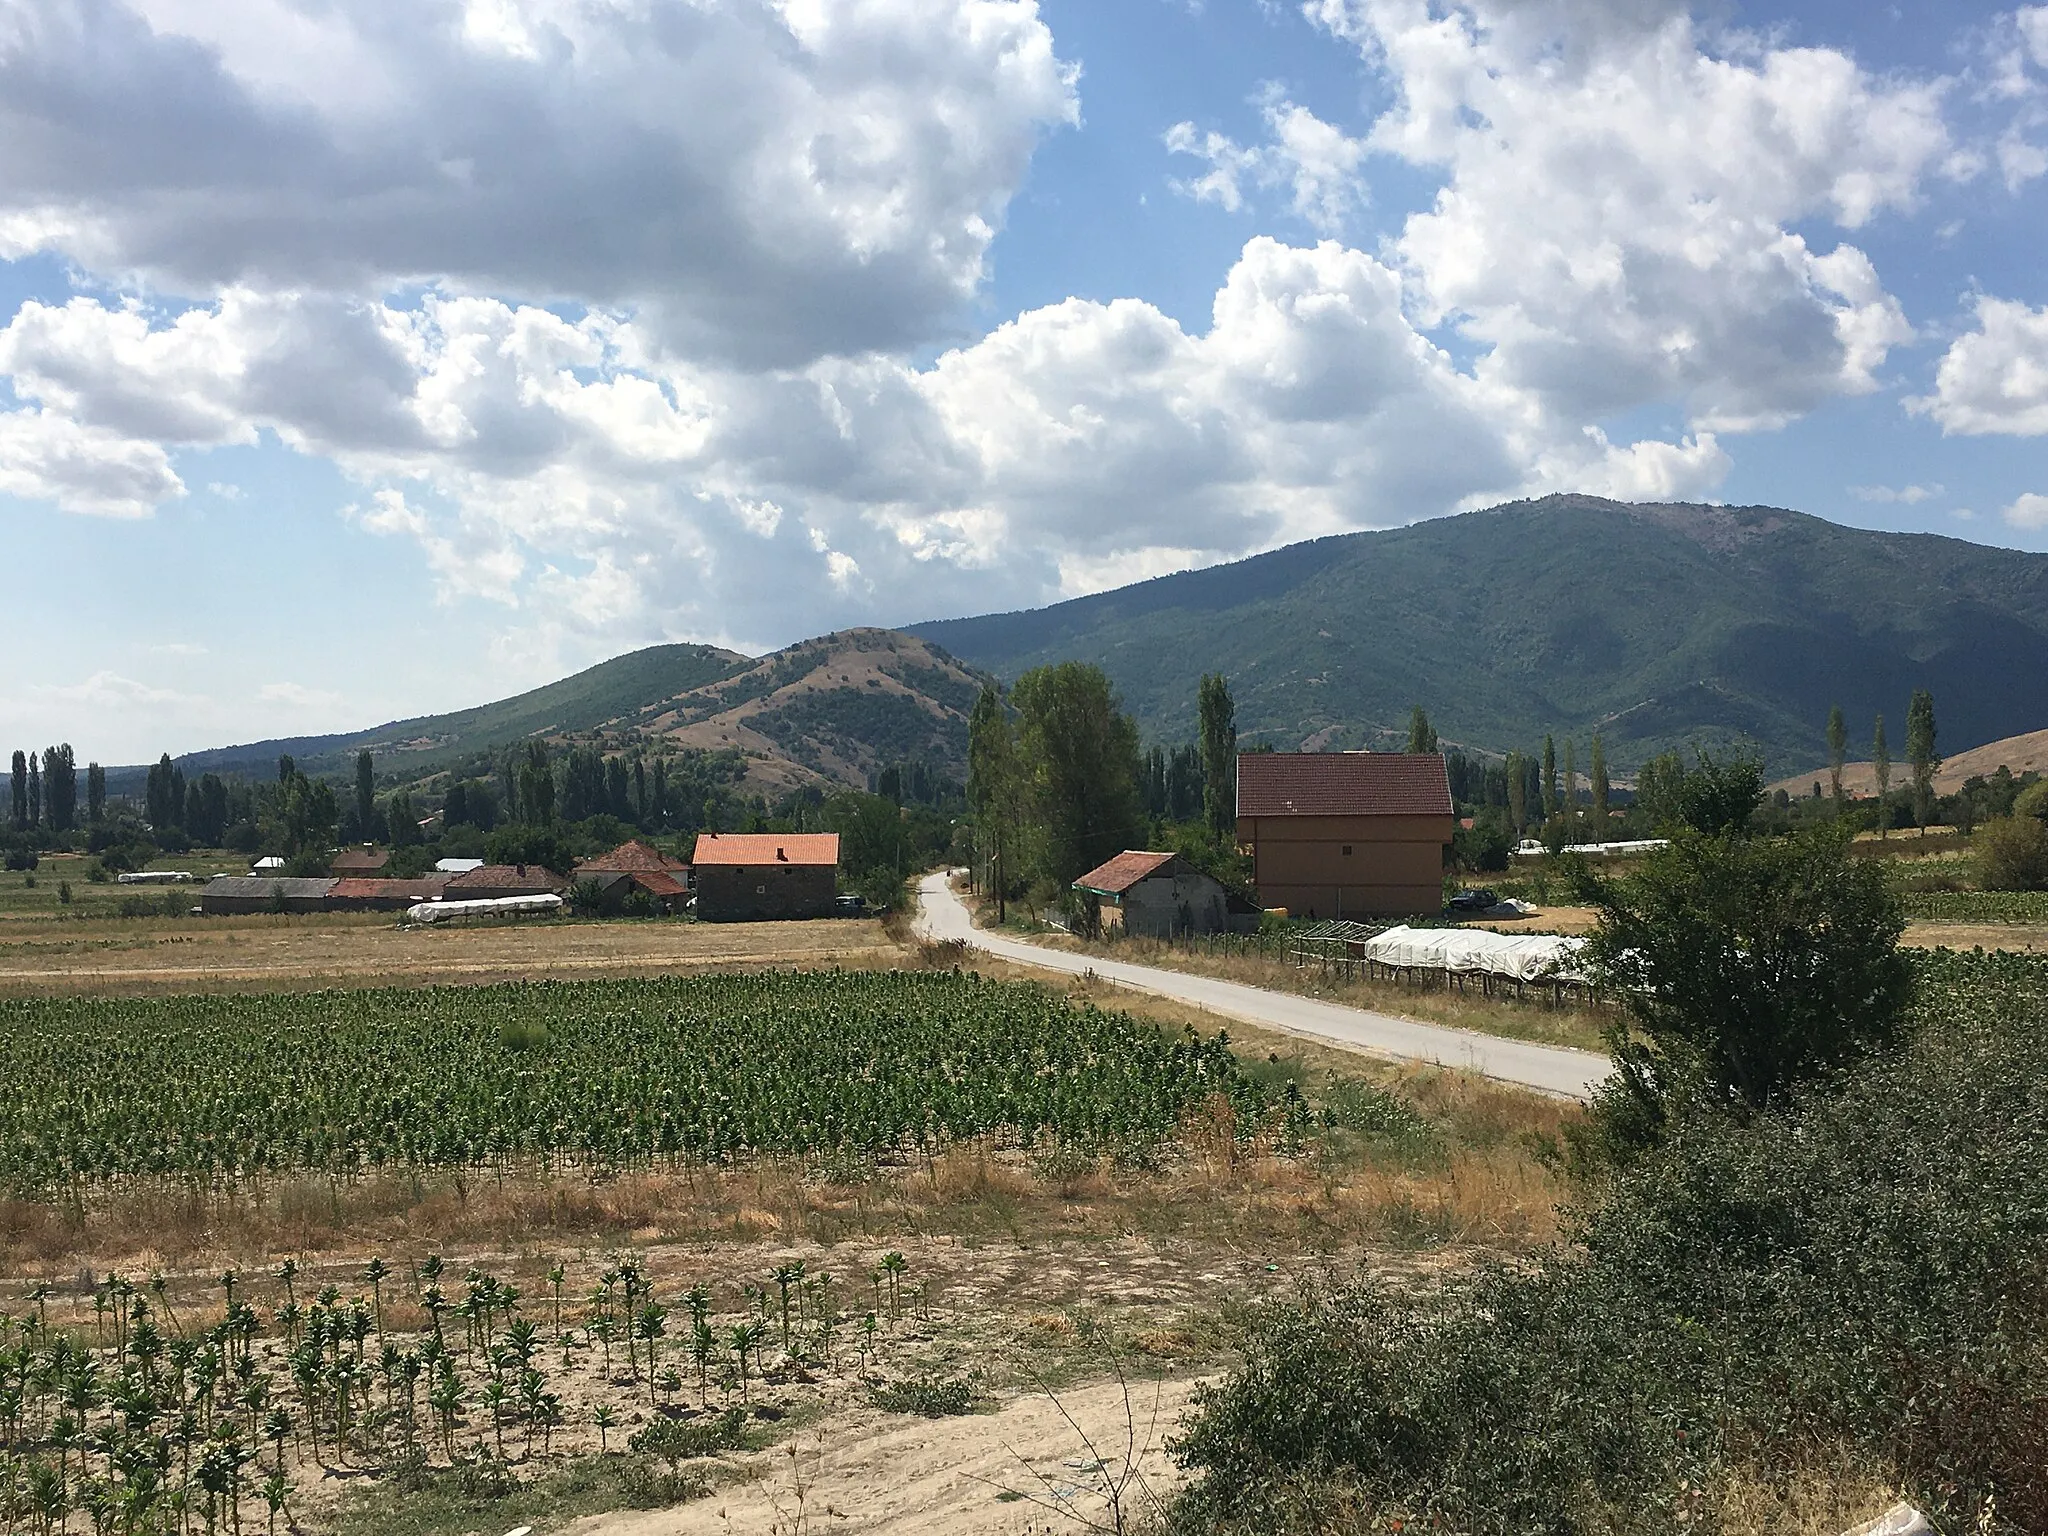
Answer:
870;1372;979;1417
1166;949;2048;1536
1977;815;2048;892
627;1408;746;1462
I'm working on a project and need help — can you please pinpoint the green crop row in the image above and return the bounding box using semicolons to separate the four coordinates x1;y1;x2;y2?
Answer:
0;971;1263;1191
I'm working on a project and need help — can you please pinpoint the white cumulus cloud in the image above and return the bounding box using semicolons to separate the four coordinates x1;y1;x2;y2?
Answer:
1913;297;2048;435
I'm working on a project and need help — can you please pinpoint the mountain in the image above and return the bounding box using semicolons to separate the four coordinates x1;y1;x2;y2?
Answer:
637;629;984;792
167;643;748;783
1771;725;2048;799
908;495;2048;772
155;630;985;798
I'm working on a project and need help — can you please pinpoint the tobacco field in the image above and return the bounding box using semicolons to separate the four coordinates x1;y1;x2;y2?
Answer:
0;971;1265;1192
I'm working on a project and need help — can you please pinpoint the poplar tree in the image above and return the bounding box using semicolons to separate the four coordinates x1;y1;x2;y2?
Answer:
43;746;76;833
1011;662;1144;889
1563;738;1578;823
355;751;377;840
8;751;24;831
1541;736;1558;820
1825;704;1847;811
1198;674;1237;838
967;684;1016;919
1872;715;1891;839
1906;689;1939;834
26;754;39;829
87;762;106;824
1505;751;1528;837
1406;706;1438;755
1590;735;1609;833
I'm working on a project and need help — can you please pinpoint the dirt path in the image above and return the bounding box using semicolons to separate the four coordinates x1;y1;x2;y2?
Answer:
572;1374;1206;1536
917;874;1610;1101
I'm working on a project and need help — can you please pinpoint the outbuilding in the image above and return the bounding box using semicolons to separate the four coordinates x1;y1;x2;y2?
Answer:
443;864;569;900
329;846;392;877
1071;850;1250;939
574;839;693;909
690;832;839;921
1236;752;1456;918
199;876;338;915
327;877;452;912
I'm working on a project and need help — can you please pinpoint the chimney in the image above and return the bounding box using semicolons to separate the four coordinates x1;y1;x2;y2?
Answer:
777;846;787;861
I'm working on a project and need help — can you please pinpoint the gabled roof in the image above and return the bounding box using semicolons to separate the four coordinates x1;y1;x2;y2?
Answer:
330;847;391;873
575;839;689;875
329;877;450;900
203;876;338;898
445;864;566;892
690;832;840;868
1236;752;1454;818
1073;850;1179;896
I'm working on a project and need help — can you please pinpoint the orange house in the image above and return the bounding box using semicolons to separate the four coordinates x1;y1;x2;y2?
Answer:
1236;752;1455;918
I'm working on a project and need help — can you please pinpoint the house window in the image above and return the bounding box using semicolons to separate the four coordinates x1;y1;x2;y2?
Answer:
1342;845;1353;856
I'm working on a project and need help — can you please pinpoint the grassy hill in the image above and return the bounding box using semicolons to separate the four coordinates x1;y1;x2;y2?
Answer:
908;495;2048;772
168;643;748;782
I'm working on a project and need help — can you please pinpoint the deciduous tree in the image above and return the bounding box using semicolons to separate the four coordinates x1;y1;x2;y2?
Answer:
1872;715;1891;838
1199;674;1237;837
966;684;1016;919
1541;736;1557;820
1406;706;1438;756
1589;735;1609;832
1825;703;1847;810
1906;688;1939;834
354;751;376;839
1011;662;1144;891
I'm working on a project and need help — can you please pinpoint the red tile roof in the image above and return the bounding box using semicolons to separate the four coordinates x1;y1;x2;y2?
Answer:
329;847;391;874
629;870;688;899
329;877;450;901
1073;850;1179;895
1236;752;1453;818
445;864;567;893
575;839;689;875
690;832;841;868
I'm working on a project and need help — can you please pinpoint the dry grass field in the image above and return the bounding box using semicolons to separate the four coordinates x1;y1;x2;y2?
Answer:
0;907;899;996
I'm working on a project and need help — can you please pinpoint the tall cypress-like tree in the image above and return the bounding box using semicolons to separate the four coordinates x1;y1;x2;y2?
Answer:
1198;674;1237;838
87;762;106;825
967;683;1016;918
1406;706;1438;755
355;751;377;841
9;751;26;831
1505;750;1528;836
1563;738;1578;822
1590;735;1609;833
1872;715;1891;839
1541;736;1558;821
1906;689;1939;834
1826;704;1848;811
26;754;39;829
43;746;76;833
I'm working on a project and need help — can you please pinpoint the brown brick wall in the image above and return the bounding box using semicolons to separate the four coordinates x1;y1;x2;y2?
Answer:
694;864;837;921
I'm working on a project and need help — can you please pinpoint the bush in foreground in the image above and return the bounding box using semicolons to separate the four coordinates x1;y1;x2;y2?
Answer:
1165;949;2048;1536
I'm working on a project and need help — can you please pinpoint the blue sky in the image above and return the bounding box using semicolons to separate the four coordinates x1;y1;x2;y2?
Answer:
1;0;2045;762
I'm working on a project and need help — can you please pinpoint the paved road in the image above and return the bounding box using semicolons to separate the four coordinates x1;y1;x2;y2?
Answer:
915;873;1611;1101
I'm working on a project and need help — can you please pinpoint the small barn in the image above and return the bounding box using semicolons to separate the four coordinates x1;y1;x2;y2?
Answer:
443;864;569;901
329;846;391;878
200;876;338;915
327;877;451;912
1071;851;1249;939
1236;752;1456;918
690;832;839;921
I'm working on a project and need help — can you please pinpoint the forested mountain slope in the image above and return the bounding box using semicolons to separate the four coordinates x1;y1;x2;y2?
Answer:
908;495;2048;770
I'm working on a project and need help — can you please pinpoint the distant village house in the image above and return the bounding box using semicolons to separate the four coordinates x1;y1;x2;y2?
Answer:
1236;752;1456;918
690;832;839;921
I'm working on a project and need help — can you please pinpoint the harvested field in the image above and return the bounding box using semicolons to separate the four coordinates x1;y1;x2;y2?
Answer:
0;911;897;996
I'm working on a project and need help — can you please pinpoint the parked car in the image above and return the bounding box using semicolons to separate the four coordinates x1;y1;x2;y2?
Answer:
834;893;866;916
1445;887;1499;914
